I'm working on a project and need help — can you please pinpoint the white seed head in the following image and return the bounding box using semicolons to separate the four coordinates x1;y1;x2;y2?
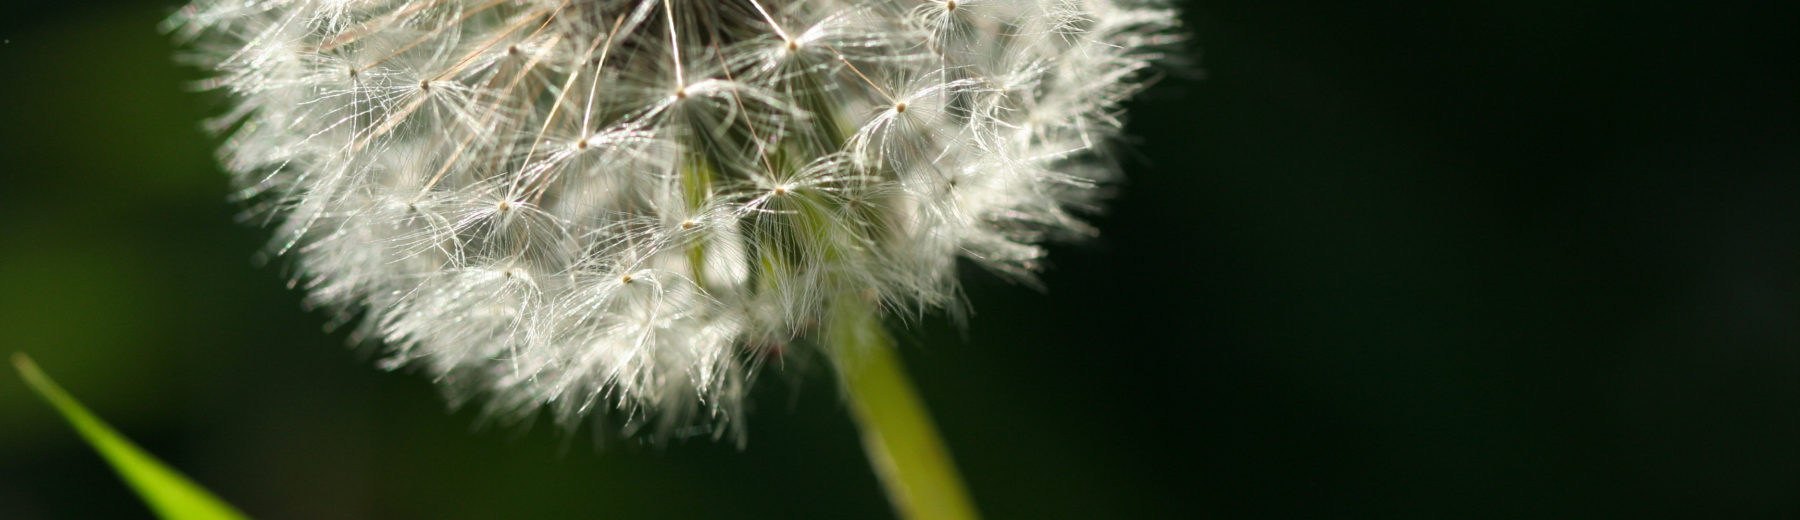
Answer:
168;0;1179;438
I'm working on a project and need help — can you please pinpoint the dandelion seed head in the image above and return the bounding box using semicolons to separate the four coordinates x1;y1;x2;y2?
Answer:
170;0;1179;440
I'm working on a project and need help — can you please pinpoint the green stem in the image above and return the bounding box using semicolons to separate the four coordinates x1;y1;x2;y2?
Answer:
830;300;980;520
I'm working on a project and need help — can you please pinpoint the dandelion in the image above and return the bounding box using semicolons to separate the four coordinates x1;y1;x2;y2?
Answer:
168;0;1176;514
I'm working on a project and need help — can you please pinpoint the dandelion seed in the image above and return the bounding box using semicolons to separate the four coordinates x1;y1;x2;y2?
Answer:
169;0;1179;439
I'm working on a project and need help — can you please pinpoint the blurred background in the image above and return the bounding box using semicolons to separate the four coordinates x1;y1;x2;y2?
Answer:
2;0;1797;518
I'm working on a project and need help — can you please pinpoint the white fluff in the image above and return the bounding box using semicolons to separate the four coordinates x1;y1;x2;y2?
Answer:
168;0;1178;439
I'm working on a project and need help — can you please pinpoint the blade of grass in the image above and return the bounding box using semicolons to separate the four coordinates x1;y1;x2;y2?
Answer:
12;352;250;520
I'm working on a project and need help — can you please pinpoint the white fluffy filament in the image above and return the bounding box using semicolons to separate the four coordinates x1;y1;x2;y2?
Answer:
169;0;1178;439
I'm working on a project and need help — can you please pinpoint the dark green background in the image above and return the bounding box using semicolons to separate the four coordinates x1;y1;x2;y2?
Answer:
2;1;1796;518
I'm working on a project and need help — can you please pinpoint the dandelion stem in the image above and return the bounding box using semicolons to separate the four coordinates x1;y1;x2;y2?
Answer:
830;299;980;520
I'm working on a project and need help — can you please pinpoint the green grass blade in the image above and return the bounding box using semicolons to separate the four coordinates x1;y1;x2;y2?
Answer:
12;353;250;520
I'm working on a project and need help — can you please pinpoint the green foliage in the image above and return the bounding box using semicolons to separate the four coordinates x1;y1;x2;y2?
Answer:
12;353;249;520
